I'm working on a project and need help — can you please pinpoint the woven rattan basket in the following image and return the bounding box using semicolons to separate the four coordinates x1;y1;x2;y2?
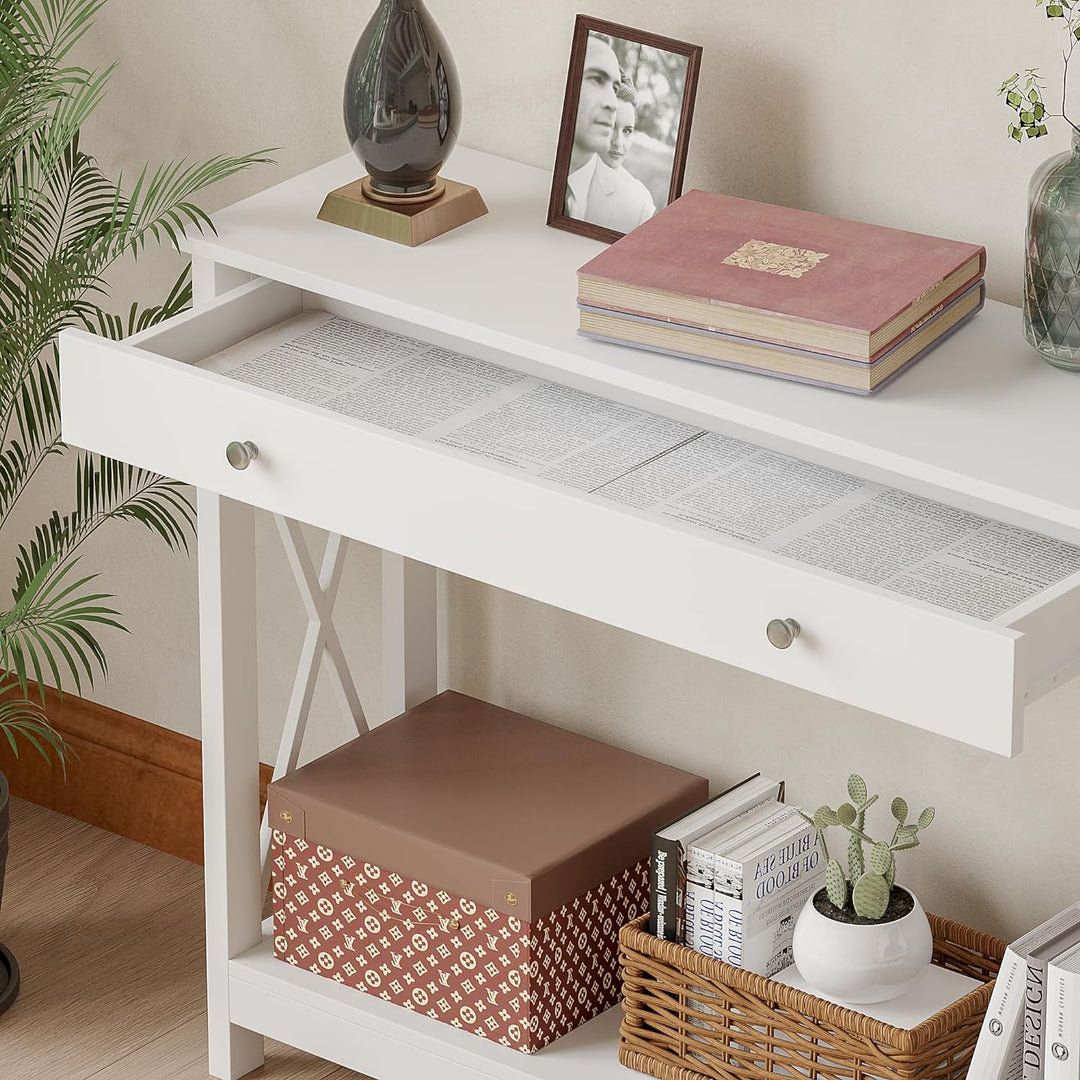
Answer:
618;913;1007;1080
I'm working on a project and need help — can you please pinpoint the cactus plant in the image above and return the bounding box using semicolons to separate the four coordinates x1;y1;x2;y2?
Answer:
798;774;934;921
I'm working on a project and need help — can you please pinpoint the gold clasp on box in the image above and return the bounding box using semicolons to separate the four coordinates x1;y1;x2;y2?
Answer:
279;810;293;824
505;892;518;906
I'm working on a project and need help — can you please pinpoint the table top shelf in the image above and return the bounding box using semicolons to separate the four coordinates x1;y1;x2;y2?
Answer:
185;146;1080;540
57;144;1080;756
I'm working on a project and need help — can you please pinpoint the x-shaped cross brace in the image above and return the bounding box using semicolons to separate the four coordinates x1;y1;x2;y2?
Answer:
259;515;369;885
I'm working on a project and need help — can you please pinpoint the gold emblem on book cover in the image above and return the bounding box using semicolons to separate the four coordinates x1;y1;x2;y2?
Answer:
723;239;830;279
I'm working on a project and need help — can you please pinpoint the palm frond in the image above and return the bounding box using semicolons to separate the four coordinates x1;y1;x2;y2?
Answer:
17;0;110;62
19;132;115;262
0;0;266;768
0;250;96;450
0;5;114;266
14;456;196;601
99;150;274;258
0;672;76;775
2;552;122;699
27;60;111;183
80;261;192;339
0;354;62;523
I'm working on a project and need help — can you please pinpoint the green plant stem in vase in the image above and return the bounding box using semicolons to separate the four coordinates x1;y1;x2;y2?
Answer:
1025;129;1080;368
1002;1;1080;367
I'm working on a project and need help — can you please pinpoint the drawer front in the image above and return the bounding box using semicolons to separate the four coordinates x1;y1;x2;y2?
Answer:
59;280;1024;755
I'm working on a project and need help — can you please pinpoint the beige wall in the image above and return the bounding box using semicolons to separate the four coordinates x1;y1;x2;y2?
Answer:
41;0;1078;939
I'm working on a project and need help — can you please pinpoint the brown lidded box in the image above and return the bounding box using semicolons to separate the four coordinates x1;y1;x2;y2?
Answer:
269;691;707;1054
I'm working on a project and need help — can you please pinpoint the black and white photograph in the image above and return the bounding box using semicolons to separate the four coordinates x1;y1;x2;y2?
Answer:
548;16;702;243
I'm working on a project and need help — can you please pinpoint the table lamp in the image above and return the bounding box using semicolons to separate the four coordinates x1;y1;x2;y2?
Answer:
318;0;488;247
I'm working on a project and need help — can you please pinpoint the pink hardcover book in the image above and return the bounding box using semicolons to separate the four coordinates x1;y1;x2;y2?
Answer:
576;191;986;361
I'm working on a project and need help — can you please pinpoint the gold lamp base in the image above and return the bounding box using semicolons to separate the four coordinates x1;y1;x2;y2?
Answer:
317;176;488;247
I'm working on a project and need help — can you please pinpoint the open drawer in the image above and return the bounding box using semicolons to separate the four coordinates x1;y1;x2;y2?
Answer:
58;277;1080;756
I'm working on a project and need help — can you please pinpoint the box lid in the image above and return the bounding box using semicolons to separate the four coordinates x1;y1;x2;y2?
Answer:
268;691;707;922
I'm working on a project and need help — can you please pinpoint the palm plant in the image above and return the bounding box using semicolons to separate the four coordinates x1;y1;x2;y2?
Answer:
0;0;269;771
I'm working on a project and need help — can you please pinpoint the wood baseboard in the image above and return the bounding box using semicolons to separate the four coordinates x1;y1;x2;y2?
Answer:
0;686;272;864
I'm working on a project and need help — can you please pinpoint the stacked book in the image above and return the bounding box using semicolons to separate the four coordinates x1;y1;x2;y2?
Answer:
685;799;824;976
969;901;1080;1080
576;191;986;394
650;774;783;943
649;773;824;976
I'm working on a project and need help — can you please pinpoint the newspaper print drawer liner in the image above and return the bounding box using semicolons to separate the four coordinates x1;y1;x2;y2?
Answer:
271;831;649;1054
56;277;1080;754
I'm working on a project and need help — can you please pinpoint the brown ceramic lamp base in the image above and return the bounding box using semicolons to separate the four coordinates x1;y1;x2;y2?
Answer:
317;176;487;247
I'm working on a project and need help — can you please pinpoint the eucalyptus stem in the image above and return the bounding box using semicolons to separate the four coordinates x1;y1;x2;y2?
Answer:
1062;45;1080;134
1001;1;1080;140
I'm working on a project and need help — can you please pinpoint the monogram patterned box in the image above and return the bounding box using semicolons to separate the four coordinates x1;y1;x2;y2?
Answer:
269;691;706;1054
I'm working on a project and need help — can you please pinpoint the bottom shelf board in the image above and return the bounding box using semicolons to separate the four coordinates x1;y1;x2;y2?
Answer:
229;933;629;1080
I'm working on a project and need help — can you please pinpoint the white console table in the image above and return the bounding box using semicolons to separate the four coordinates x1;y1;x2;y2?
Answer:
58;146;1080;1080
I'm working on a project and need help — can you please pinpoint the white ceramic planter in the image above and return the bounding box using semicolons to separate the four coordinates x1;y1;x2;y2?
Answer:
792;887;933;1004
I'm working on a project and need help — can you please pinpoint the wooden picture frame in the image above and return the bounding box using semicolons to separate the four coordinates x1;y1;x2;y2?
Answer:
547;16;702;244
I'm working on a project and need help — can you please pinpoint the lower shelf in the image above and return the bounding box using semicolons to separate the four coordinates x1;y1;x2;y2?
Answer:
228;931;628;1080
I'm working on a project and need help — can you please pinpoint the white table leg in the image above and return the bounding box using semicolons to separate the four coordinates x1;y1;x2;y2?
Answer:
199;491;264;1079
381;554;439;720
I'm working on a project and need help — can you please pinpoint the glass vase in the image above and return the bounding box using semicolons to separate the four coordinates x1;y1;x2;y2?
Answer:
1024;129;1080;369
343;0;461;198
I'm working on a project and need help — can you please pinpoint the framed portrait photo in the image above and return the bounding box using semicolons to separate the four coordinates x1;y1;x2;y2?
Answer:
547;16;702;243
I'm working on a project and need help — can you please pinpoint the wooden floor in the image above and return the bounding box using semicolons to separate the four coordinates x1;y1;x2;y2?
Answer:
2;798;367;1080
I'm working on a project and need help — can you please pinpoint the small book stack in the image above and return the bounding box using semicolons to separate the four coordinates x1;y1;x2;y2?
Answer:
969;901;1080;1080
577;191;986;395
650;774;784;944
685;799;824;976
650;774;824;976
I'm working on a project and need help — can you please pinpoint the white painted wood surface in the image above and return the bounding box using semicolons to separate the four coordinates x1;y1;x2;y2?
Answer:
381;554;439;721
180;147;1080;538
198;491;266;1079
259;521;369;890
59;278;1057;755
231;928;626;1080
276;517;368;736
56;149;1080;1079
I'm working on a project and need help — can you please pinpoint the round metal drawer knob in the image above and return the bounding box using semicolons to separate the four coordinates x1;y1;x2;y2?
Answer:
766;618;801;650
226;440;259;470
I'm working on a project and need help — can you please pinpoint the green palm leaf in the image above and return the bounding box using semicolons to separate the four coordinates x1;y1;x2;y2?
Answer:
0;5;115;267
14;458;196;602
0;0;268;765
98;149;274;259
0;680;73;776
18;1;110;62
1;548;121;705
80;261;192;339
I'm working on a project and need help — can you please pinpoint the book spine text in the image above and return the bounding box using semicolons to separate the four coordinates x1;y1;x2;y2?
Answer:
649;834;684;941
1027;959;1050;1080
1046;961;1080;1080
969;949;1025;1080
